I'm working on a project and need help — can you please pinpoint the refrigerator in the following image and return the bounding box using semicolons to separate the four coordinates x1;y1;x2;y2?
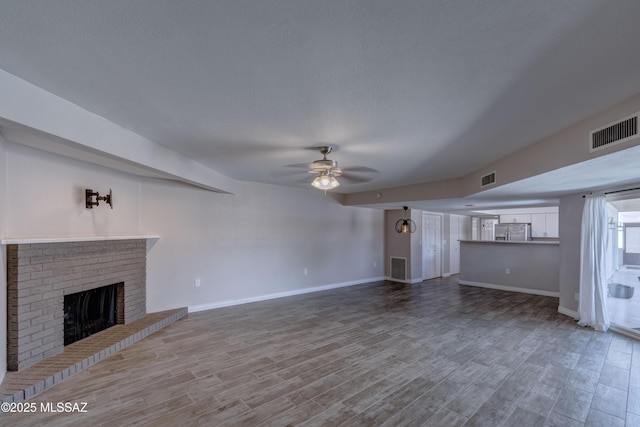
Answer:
494;223;531;241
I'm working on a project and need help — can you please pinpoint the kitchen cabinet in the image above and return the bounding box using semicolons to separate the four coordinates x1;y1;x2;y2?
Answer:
531;213;559;238
500;214;532;224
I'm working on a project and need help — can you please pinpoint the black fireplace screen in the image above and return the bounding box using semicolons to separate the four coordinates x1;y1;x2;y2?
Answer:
64;283;121;346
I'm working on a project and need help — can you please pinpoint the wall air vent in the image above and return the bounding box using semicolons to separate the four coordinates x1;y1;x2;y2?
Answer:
590;113;638;152
390;256;407;282
481;171;496;188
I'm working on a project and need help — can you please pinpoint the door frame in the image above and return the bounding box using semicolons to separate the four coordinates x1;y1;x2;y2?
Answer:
623;222;640;266
422;212;443;280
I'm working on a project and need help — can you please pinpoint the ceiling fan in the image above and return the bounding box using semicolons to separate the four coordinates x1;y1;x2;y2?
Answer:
308;146;342;191
271;145;377;191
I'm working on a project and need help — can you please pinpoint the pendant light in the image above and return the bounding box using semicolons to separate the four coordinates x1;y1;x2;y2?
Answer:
395;206;416;233
311;171;340;191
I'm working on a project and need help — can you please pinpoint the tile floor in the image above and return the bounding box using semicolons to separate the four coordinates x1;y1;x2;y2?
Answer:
1;277;639;426
0;308;187;403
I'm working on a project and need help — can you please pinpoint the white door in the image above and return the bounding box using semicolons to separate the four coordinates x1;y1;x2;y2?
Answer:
481;218;498;240
471;217;479;240
450;215;461;275
450;215;471;275
422;213;442;280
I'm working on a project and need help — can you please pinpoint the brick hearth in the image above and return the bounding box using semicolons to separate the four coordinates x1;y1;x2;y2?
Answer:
0;308;187;403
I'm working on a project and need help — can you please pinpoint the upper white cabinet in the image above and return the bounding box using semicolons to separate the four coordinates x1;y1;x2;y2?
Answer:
489;208;559;239
499;214;532;224
546;213;559;237
531;213;559;238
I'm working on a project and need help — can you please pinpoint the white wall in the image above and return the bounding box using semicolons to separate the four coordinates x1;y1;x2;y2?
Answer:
140;178;384;312
442;214;451;275
409;209;423;281
558;193;584;314
0;135;7;383
2;141;384;350
5;142;142;237
384;209;411;279
384;208;422;283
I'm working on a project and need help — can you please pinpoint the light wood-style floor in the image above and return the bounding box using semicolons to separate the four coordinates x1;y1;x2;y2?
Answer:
3;277;640;426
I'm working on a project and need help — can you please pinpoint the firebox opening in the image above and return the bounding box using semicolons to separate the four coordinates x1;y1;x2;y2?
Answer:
64;282;124;346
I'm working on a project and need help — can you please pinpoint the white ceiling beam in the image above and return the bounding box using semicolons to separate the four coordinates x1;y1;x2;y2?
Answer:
0;69;237;193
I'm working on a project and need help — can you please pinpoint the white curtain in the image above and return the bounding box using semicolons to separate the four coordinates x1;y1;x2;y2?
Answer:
577;194;610;331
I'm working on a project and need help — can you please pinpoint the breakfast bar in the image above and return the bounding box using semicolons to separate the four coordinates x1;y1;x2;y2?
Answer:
459;240;560;296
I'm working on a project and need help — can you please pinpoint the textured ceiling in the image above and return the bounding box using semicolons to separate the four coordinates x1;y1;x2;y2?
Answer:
1;1;640;199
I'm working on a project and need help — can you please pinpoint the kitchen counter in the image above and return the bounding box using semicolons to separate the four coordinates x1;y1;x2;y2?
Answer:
459;239;559;245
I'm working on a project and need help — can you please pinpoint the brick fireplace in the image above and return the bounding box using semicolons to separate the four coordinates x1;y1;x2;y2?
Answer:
6;239;147;371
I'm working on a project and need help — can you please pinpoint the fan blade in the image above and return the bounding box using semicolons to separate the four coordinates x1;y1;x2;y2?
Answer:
295;176;314;184
270;163;312;177
340;172;373;184
342;166;378;174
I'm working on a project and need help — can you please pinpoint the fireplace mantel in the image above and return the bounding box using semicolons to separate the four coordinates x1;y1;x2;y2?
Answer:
1;235;159;245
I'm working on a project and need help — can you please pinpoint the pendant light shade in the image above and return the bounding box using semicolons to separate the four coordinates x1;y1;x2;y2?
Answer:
311;171;340;191
395;206;417;233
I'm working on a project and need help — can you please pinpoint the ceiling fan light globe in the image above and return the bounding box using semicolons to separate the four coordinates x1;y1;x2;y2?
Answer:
311;174;340;190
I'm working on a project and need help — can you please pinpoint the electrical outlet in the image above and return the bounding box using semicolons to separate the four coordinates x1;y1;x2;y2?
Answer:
304;268;308;275
505;268;510;274
575;292;579;301
374;261;377;267
195;279;201;287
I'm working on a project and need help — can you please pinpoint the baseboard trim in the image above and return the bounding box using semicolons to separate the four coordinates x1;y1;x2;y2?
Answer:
384;276;408;284
188;276;386;313
609;325;640;340
458;280;560;298
384;276;424;284
557;306;578;319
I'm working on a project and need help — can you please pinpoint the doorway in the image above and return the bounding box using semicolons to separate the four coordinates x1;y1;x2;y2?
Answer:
480;217;499;241
422;213;442;280
604;196;640;333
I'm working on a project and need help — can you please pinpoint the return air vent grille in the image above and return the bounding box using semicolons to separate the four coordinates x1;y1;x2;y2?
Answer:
390;256;407;282
590;114;638;152
481;171;496;188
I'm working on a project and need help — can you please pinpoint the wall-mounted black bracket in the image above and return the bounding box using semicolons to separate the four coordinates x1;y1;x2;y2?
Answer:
85;188;113;209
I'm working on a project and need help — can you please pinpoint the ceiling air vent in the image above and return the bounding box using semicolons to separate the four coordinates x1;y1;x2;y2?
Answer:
481;171;496;188
590;113;638;152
